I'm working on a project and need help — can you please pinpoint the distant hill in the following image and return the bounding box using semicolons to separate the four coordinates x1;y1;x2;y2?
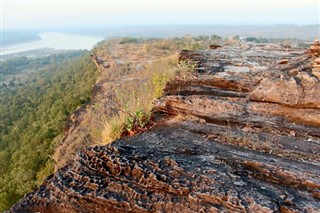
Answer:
2;25;318;51
63;24;320;41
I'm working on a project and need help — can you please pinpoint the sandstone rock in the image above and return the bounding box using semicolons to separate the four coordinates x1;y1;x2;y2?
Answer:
313;71;320;79
278;59;289;64
250;56;320;108
250;77;304;106
10;42;320;213
312;57;320;78
309;39;320;57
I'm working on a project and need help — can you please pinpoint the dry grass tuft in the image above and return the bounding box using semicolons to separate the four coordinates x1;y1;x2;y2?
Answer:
98;52;194;144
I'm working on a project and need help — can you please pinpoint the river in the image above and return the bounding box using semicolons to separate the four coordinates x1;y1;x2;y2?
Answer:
1;32;104;56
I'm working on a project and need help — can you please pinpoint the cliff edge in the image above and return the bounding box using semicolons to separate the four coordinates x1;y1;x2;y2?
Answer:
10;40;320;212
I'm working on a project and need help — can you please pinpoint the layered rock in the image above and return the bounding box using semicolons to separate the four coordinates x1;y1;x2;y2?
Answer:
312;57;320;79
10;41;320;212
309;39;320;57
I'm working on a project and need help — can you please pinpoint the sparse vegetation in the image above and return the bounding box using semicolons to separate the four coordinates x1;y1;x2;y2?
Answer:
118;37;142;44
89;38;199;145
54;38;195;166
100;54;182;143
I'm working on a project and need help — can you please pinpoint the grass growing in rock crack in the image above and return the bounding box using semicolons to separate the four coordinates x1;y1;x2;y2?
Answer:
99;54;196;143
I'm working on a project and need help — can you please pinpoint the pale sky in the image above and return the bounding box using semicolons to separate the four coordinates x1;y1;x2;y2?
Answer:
1;0;320;30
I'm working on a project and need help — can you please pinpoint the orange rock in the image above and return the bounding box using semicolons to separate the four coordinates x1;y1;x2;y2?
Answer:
310;39;320;56
314;57;320;64
278;59;289;64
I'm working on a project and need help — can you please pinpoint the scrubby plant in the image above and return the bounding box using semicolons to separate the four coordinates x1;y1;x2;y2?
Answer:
176;61;196;79
152;71;169;98
98;56;177;141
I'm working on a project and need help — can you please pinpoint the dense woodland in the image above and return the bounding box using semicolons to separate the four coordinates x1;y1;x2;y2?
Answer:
0;51;98;211
1;51;83;76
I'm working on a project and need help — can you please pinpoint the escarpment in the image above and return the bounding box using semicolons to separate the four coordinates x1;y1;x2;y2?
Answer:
10;40;320;212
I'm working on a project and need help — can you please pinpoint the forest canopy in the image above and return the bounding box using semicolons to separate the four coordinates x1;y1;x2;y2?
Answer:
0;50;98;211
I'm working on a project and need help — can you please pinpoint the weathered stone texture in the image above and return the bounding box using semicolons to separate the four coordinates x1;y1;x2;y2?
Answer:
10;41;320;213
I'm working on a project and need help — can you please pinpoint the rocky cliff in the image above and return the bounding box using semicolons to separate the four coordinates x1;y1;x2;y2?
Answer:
10;41;320;212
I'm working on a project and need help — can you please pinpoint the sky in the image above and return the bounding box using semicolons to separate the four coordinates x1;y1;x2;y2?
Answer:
1;0;320;30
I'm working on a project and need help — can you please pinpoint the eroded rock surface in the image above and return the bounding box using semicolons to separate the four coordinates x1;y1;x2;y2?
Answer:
10;41;320;212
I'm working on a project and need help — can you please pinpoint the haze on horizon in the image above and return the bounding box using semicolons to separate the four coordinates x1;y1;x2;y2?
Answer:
1;0;319;31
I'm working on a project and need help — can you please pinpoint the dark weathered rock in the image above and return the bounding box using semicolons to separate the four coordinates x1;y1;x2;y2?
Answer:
10;41;320;212
208;44;221;50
